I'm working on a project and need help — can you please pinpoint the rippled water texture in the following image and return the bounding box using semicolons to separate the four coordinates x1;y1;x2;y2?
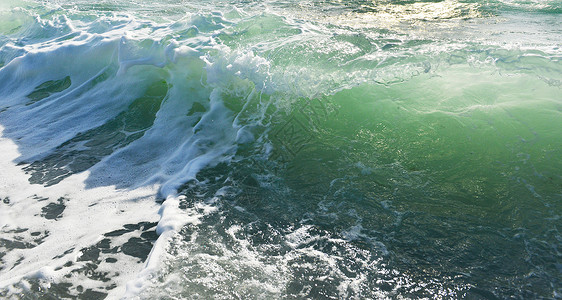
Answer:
0;0;560;299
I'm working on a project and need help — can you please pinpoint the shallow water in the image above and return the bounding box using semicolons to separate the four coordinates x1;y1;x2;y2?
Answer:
0;0;560;299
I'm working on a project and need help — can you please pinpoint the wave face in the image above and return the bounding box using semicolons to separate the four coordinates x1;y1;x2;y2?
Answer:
0;0;560;299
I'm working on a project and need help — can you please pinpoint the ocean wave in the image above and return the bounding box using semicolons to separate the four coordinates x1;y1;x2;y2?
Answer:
0;1;560;299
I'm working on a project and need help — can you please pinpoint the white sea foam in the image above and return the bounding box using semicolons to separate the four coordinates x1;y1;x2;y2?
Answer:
0;6;286;297
0;124;161;297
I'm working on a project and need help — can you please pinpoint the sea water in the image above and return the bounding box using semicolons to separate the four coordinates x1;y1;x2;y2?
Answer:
0;0;560;299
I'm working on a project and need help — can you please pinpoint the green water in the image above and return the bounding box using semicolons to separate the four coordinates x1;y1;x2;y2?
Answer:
154;64;561;298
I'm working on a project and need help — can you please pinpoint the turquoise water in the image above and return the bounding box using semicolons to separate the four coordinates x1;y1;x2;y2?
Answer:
0;0;560;299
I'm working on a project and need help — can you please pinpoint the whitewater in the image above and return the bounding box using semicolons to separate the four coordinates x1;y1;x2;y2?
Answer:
0;0;560;299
